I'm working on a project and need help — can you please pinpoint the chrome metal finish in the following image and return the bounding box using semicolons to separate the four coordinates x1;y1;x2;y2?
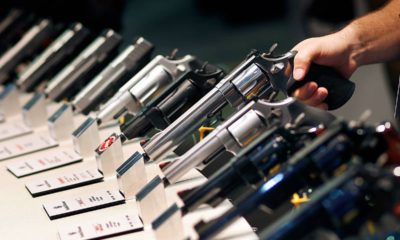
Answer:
162;101;263;184
17;23;89;91
96;54;196;124
0;19;54;83
127;65;172;112
143;54;266;162
143;88;226;161
228;109;264;147
232;63;268;100
45;29;121;100
72;37;153;113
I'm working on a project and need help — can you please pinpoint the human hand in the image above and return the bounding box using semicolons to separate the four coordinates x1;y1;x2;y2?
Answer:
291;30;359;109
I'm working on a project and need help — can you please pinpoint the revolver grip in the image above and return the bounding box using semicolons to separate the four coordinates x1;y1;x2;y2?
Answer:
287;63;355;110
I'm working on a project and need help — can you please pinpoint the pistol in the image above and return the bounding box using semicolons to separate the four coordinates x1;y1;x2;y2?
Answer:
95;54;202;125
260;166;397;240
162;97;335;185
195;120;387;239
71;37;153;114
0;9;37;54
119;62;225;140
44;29;122;101
180;126;295;214
16;22;90;92
141;48;355;162
0;19;55;83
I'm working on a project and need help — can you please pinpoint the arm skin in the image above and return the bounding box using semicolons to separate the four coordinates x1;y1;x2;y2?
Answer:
292;0;400;109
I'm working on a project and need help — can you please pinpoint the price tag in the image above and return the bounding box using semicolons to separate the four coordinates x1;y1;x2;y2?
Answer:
0;134;57;161
7;150;82;177
43;189;125;220
0;119;32;142
25;169;103;197
58;213;143;240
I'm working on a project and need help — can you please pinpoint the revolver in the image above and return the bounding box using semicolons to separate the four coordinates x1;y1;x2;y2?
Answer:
0;9;37;54
180;124;297;214
16;22;90;92
0;19;55;83
95;53;202;125
119;62;225;140
162;97;335;185
71;37;154;114
44;29;122;101
260;166;398;240
195;120;387;239
141;48;355;162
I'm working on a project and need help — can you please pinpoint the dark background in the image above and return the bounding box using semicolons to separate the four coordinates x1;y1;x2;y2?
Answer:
0;0;365;66
1;0;396;90
0;0;398;233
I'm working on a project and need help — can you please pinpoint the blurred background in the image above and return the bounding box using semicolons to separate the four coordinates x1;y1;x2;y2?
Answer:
0;0;399;232
0;0;398;125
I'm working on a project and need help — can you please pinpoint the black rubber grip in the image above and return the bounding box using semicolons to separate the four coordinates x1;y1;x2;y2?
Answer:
287;63;355;110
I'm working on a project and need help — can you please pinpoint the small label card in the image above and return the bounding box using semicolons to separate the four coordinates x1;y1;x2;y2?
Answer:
152;203;184;240
43;189;125;220
0;119;32;142
0;112;5;123
117;151;147;199
0;134;58;161
72;117;100;158
22;92;47;128
96;133;124;178
7;150;83;177
58;213;143;240
48;103;74;141
136;176;168;225
26;169;103;197
0;83;21;118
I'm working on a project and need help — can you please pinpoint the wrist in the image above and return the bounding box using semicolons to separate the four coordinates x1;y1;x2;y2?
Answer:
338;25;367;69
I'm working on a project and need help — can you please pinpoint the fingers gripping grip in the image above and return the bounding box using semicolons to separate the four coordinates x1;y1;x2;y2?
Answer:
287;63;355;110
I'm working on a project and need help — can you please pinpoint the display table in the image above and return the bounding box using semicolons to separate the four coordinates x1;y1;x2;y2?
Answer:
0;121;256;240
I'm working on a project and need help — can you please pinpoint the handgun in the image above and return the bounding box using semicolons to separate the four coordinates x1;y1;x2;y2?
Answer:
162;97;335;185
95;54;202;125
71;37;153;114
119;62;225;140
259;166;397;240
16;22;90;92
194;120;387;239
180;126;296;214
44;29;122;101
141;48;355;163
0;9;37;54
0;19;55;83
179;99;335;213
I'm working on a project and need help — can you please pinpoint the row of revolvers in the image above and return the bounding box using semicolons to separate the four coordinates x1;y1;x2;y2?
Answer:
0;8;354;128
0;6;395;240
186;119;400;239
124;88;400;239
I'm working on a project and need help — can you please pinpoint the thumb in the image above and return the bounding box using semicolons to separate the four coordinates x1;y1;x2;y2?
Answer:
292;46;319;81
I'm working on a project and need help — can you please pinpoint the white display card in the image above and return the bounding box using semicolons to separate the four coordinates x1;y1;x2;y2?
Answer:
25;168;103;197
0;119;32;142
58;213;143;240
43;189;125;219
7;150;82;177
0;133;58;161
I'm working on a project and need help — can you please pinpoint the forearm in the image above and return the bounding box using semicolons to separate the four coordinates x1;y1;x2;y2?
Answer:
291;0;400;108
344;0;400;66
